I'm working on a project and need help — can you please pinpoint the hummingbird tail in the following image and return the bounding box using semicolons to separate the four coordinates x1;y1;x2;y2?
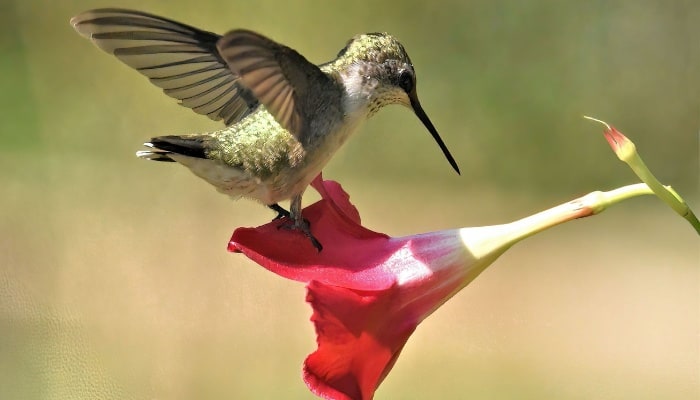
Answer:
136;136;209;162
135;149;175;162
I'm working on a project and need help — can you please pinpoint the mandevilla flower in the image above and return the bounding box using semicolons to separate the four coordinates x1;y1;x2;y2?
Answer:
229;174;662;400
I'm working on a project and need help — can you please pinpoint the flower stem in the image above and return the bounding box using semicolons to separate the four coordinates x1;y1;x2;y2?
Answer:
460;184;657;258
622;153;700;233
503;184;655;246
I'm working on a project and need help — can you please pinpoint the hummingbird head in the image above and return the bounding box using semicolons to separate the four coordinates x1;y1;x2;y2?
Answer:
329;33;460;174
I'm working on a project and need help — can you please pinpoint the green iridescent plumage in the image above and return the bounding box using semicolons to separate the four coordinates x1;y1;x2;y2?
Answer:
205;109;300;181
323;32;413;71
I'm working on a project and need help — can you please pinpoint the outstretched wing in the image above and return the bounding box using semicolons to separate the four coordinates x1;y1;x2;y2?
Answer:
217;30;336;139
71;8;259;125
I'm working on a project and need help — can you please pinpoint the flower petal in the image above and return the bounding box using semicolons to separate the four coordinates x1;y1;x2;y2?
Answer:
309;174;362;225
303;280;416;400
228;176;409;291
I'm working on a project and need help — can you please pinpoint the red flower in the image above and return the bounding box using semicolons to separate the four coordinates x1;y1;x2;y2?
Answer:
229;175;518;400
229;173;613;399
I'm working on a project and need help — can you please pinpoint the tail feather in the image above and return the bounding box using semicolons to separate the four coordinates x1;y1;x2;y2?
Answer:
136;135;209;162
148;136;208;158
136;148;176;162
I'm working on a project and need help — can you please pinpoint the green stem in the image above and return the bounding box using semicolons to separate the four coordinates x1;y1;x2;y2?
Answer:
460;184;655;258
509;183;654;243
624;152;700;234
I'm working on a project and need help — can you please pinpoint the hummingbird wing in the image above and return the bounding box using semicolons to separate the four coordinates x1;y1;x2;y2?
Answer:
71;8;258;125
217;30;335;139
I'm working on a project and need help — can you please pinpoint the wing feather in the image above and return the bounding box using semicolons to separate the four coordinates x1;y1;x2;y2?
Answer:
217;30;335;138
71;8;258;125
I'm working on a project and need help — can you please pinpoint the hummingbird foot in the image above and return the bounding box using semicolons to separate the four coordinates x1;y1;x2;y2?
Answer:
276;217;323;251
268;203;291;220
276;195;322;251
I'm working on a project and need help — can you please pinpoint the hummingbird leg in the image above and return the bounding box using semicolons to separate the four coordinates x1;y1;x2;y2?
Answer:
268;203;290;220
277;194;323;251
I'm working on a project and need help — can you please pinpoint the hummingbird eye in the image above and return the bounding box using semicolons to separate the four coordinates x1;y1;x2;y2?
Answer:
398;70;414;93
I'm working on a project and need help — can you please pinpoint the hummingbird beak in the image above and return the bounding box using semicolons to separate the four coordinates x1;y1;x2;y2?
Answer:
409;92;461;174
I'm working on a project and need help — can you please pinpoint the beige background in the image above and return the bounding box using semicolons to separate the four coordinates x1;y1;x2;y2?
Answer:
1;1;698;398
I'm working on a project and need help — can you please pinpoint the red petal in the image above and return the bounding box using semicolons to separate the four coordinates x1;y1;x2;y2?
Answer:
228;177;405;291
310;174;362;224
303;280;416;400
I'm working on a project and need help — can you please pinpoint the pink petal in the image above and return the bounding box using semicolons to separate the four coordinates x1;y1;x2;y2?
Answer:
310;174;362;224
228;176;405;291
303;280;416;400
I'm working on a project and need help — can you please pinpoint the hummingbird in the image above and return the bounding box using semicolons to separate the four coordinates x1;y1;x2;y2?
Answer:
71;8;460;251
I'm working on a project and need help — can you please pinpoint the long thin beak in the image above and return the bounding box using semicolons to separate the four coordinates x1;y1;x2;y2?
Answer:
409;92;460;174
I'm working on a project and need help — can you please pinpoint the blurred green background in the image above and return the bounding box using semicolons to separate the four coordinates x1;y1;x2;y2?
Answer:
1;0;698;399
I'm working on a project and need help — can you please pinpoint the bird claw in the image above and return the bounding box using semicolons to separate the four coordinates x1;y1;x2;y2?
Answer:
268;203;291;220
277;217;323;251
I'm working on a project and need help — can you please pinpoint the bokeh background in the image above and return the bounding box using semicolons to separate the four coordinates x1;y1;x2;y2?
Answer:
1;0;698;398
